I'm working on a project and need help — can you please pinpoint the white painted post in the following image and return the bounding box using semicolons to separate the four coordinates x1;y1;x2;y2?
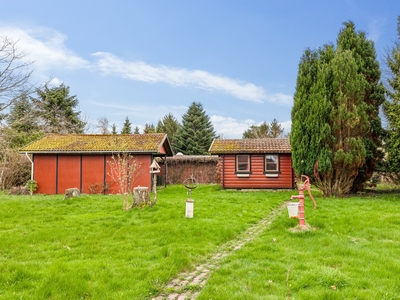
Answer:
185;199;194;218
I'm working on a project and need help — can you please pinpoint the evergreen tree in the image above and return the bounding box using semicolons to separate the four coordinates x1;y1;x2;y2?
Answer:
111;123;117;134
5;93;42;148
156;120;163;132
156;113;180;145
269;118;284;138
121;116;132;134
143;123;156;134
134;126;140;134
337;22;385;192
174;102;216;155
384;16;400;174
7;93;39;134
31;83;86;134
291;22;384;196
291;47;334;179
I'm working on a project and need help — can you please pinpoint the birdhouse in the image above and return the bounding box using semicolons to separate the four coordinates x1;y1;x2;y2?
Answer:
149;159;161;173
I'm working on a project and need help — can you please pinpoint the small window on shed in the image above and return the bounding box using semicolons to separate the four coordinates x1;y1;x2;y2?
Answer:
265;155;279;172
236;155;250;173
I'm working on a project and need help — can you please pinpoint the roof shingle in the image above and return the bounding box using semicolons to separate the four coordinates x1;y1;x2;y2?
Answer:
208;138;291;154
20;133;172;155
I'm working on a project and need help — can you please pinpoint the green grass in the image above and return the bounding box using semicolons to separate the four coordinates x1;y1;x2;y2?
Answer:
0;184;286;299
2;185;400;299
198;190;400;300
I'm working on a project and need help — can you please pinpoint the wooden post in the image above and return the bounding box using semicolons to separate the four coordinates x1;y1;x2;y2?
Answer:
153;173;157;205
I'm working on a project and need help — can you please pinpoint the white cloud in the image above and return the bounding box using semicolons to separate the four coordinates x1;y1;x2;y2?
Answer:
211;115;292;139
0;25;292;105
367;18;385;42
93;52;291;104
280;120;292;133
91;101;187;118
0;26;89;75
266;92;293;105
211;115;255;138
47;77;63;86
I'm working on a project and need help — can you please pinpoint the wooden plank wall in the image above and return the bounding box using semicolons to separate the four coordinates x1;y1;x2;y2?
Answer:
58;155;81;193
33;154;153;195
105;154;151;194
81;156;105;194
33;155;57;194
220;154;294;189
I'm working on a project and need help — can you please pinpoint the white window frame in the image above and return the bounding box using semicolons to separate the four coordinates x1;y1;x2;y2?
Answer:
265;154;279;174
236;154;251;174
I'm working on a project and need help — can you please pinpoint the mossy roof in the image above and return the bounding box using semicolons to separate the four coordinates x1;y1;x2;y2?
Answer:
20;133;173;155
208;138;291;154
156;155;219;164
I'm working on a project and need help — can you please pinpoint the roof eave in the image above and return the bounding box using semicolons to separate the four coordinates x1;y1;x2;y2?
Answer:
157;134;174;156
20;150;162;155
210;151;291;155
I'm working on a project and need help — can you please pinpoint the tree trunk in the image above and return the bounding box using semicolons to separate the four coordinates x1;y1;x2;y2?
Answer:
133;186;151;208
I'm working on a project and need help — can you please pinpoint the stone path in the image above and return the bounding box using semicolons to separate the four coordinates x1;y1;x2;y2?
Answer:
152;202;287;300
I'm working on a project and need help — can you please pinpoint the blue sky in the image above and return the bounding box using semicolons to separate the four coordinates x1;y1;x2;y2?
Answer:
1;0;398;137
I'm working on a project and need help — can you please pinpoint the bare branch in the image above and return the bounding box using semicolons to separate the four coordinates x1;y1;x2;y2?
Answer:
0;35;34;112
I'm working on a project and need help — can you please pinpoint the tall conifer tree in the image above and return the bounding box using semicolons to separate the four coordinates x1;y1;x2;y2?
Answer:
291;21;384;196
337;22;385;192
111;123;117;134
143;123;156;134
156;113;180;146
174;102;216;155
384;16;400;174
31;83;86;134
121;116;132;134
5;93;42;148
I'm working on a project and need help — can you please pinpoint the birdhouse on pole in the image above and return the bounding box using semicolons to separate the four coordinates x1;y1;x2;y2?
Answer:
149;159;161;173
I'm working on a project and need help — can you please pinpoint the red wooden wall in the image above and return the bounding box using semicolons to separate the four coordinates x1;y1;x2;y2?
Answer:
220;154;294;189
82;156;105;194
33;154;154;195
34;155;57;194
58;156;80;193
105;155;151;194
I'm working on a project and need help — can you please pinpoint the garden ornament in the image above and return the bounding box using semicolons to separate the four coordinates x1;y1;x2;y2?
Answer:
183;175;198;218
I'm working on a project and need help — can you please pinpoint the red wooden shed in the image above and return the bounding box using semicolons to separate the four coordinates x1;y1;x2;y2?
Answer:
20;133;173;195
209;138;295;189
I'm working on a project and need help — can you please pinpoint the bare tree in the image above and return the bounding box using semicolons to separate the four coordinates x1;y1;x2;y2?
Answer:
96;116;110;134
0;36;33;118
0;36;34;190
107;153;143;210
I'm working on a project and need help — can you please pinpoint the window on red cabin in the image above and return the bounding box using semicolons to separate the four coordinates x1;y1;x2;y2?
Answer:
265;155;279;172
236;155;250;173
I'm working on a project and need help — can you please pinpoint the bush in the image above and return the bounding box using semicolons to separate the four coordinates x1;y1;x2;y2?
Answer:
0;149;30;190
26;179;38;195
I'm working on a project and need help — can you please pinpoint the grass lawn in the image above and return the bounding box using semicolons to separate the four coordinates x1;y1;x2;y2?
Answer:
198;190;400;300
1;185;400;299
0;184;285;299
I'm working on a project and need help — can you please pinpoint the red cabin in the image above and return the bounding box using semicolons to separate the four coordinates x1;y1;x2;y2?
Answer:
209;138;295;189
20;133;173;195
